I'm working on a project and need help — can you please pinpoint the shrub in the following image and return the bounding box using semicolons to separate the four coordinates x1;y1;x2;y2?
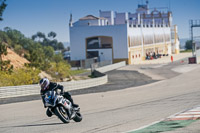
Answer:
0;67;40;87
47;61;71;81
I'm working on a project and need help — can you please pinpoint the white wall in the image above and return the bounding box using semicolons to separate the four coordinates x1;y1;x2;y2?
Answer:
73;19;100;26
100;11;114;25
196;42;200;64
70;24;128;61
115;12;128;25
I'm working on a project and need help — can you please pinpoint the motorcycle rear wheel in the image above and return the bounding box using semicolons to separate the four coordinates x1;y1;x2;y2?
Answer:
54;106;70;123
73;112;82;122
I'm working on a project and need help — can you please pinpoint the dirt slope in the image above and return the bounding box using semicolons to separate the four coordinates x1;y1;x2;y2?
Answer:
2;48;29;69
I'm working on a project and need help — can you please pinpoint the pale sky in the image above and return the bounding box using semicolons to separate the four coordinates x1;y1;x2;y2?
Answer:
1;0;200;42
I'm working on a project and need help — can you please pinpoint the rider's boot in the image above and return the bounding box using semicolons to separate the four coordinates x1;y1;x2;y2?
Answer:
46;108;52;117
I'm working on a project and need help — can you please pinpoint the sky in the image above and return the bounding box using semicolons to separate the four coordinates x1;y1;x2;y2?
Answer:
1;0;200;43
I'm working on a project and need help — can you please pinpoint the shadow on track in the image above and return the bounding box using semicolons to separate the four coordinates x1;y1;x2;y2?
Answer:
14;122;65;127
0;122;65;129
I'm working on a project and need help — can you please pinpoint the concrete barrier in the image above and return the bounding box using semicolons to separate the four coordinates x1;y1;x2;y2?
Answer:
0;61;126;99
0;75;108;99
96;61;126;73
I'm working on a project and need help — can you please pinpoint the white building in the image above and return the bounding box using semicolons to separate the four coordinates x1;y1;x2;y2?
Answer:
69;0;180;65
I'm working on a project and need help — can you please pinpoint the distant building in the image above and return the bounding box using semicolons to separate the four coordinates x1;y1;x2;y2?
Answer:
69;0;179;65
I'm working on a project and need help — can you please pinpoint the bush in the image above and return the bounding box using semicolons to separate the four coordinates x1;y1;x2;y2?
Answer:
0;67;40;87
47;61;71;81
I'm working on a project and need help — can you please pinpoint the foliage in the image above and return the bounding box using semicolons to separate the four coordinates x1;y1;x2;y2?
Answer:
185;40;193;50
0;2;13;73
14;44;24;56
43;46;54;60
4;27;26;48
47;61;71;81
48;31;56;38
0;30;11;45
0;27;72;85
0;41;7;60
0;1;71;86
32;31;64;50
53;53;63;63
0;60;13;73
0;42;13;73
0;0;7;21
0;67;40;87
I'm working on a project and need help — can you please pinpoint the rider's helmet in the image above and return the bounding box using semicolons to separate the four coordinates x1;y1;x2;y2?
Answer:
39;78;50;91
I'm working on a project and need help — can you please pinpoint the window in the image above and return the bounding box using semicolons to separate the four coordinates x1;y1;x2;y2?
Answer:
87;51;99;59
87;37;99;49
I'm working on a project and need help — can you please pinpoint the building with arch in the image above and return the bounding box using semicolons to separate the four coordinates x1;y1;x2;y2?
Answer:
69;1;179;65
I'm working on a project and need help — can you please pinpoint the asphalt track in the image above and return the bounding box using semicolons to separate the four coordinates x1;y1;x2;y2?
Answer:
0;58;187;104
1;61;200;133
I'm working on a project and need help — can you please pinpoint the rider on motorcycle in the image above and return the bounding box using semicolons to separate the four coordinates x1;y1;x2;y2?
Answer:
39;78;79;117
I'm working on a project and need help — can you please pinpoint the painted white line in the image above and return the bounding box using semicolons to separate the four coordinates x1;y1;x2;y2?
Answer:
172;115;200;118
179;112;200;115
189;109;200;112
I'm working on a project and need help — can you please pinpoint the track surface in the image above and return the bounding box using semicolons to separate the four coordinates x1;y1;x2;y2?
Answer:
1;63;200;133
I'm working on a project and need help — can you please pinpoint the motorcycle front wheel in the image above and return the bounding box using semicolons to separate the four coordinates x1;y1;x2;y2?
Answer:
54;105;70;123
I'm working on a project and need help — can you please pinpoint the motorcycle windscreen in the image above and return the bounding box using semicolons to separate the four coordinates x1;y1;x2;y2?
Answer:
44;91;56;107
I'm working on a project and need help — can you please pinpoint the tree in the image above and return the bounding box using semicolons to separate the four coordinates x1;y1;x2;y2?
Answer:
185;40;192;50
0;30;11;46
0;42;13;72
32;32;46;42
4;27;25;47
48;31;57;39
0;0;7;21
32;31;64;51
0;41;7;61
0;2;13;73
43;46;54;60
57;42;64;50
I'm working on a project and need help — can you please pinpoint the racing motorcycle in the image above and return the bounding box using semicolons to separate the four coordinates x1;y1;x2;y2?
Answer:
43;90;82;123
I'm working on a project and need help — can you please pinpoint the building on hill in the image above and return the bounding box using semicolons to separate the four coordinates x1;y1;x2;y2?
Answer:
69;0;180;66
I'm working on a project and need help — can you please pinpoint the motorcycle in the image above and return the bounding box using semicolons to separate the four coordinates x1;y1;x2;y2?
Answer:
43;90;82;123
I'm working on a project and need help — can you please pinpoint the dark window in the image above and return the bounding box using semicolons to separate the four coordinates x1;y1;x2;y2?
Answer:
87;51;99;59
87;37;99;49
